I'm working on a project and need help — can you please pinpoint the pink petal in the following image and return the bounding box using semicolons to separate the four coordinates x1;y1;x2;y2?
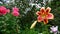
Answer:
7;9;10;13
12;11;19;16
37;16;43;22
0;6;7;15
0;6;6;9
13;7;19;12
46;13;54;19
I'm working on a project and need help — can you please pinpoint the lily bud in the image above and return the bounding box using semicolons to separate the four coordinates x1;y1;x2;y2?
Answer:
30;20;37;29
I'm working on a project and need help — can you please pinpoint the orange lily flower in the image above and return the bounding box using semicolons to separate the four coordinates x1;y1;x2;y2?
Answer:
36;7;54;24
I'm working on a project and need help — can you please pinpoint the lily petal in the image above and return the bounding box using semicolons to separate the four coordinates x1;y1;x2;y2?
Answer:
43;19;48;24
40;7;45;14
46;13;54;19
36;11;41;16
46;7;51;14
37;16;43;22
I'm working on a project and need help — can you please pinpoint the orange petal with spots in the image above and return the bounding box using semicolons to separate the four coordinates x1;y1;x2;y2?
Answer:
46;7;51;14
40;7;45;14
43;19;48;24
36;11;41;16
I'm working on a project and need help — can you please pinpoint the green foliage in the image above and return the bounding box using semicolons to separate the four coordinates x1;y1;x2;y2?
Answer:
0;14;20;34
21;29;38;34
